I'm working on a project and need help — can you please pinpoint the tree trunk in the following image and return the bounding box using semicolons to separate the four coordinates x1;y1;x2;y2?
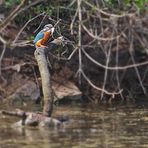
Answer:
34;47;53;117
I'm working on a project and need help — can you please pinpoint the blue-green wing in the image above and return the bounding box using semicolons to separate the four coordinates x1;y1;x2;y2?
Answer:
33;31;44;43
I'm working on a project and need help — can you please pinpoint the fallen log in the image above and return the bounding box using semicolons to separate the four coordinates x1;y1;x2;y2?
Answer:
1;109;62;127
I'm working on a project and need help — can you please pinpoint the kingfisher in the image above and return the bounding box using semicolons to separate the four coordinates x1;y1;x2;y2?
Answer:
33;24;55;48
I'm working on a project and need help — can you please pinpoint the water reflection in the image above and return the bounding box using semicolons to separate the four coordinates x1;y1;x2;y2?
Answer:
0;103;148;148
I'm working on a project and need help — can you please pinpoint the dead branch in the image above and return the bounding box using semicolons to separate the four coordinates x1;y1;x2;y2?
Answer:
12;13;45;45
0;43;6;82
33;14;48;33
70;8;78;35
100;32;114;100
69;0;148;100
0;35;6;44
82;23;120;41
17;0;44;15
84;1;136;18
77;0;82;84
81;70;122;97
82;48;148;70
1;62;32;72
128;32;146;94
0;0;27;32
0;0;45;33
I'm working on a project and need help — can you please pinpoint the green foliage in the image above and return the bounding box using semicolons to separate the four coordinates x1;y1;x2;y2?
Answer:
3;0;54;27
4;0;21;8
27;35;34;40
123;0;147;9
134;0;147;9
104;0;147;11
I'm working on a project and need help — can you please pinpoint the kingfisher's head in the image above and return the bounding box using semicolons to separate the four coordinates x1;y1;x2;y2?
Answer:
43;24;55;35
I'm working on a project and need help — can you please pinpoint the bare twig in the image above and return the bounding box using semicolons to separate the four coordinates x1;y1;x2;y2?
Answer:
81;70;122;97
0;0;45;33
100;32;113;100
12;13;45;45
77;0;82;84
82;48;148;70
82;23;120;41
33;13;47;33
129;32;146;94
115;34;124;100
84;1;136;18
0;0;27;32
70;8;78;35
0;44;6;84
0;36;6;44
0;44;6;76
17;0;45;15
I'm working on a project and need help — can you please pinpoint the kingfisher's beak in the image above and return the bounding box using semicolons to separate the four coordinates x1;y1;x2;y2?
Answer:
51;27;55;35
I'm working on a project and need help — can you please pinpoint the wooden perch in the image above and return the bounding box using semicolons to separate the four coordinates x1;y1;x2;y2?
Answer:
34;36;64;117
35;47;53;117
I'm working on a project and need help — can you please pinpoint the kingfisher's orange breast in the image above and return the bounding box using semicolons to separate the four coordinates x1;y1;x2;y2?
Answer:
41;32;51;44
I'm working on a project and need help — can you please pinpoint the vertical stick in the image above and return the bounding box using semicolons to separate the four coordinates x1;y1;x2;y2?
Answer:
100;31;114;101
129;34;146;95
34;47;53;117
77;0;82;84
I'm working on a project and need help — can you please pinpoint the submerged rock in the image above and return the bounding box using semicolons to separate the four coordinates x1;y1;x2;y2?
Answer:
8;81;40;105
11;112;61;128
12;116;61;128
1;109;62;128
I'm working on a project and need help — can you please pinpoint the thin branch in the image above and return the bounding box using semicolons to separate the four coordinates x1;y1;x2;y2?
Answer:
82;23;120;41
70;8;78;35
115;34;124;100
33;13;47;33
77;0;82;84
48;47;78;61
0;44;7;84
17;0;44;15
11;40;33;47
12;13;45;44
0;0;27;32
67;47;78;60
129;32;146;94
68;0;76;7
100;33;113;100
81;70;122;97
82;48;148;70
0;36;6;44
0;0;44;32
84;1;135;18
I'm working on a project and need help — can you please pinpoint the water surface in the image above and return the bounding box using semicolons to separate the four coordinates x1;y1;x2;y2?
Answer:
0;103;148;148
